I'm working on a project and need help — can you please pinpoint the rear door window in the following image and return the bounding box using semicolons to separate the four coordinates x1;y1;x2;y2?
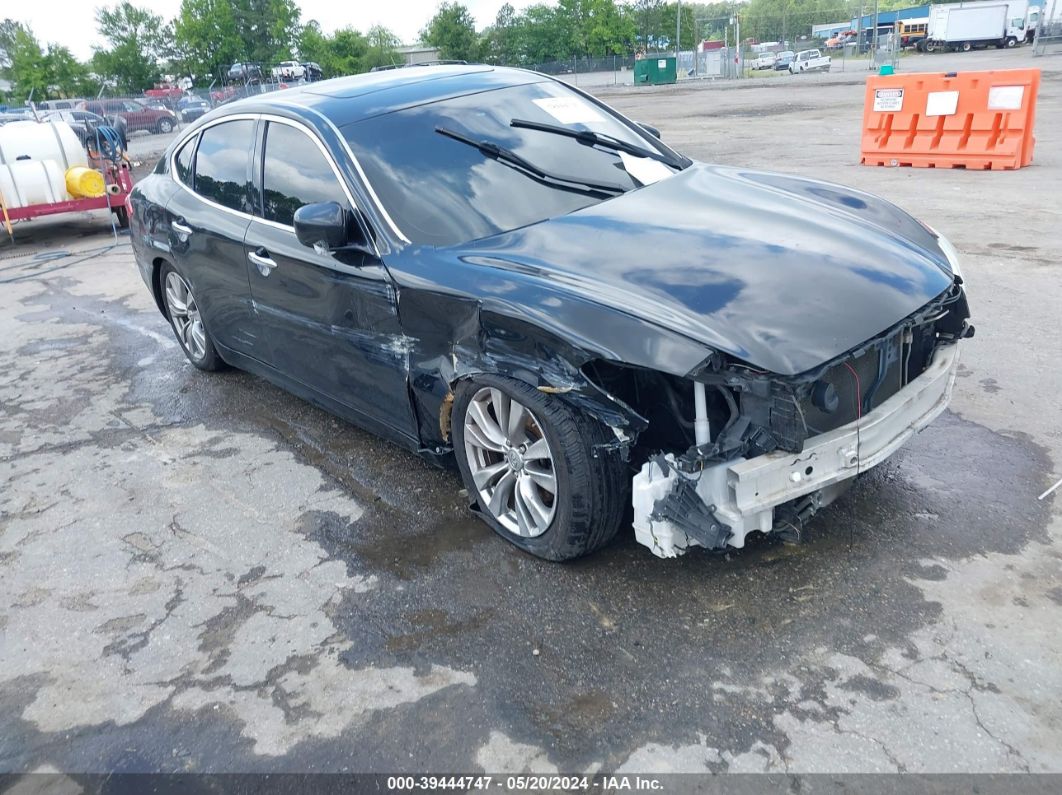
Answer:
192;120;254;213
260;121;349;227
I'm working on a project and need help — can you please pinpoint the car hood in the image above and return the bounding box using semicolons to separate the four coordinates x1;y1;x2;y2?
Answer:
456;163;955;376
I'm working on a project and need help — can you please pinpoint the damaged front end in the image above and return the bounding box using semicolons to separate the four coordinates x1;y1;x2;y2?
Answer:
627;280;973;558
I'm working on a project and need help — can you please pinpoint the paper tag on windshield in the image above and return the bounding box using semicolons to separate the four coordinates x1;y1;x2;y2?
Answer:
618;151;673;186
532;97;606;125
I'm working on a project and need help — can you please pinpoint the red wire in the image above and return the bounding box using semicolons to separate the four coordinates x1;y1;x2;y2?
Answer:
843;361;862;420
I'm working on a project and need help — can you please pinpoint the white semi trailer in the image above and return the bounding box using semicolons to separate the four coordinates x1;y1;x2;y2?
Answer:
924;0;1030;50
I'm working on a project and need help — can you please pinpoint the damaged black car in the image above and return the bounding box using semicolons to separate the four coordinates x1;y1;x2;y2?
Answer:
128;64;973;560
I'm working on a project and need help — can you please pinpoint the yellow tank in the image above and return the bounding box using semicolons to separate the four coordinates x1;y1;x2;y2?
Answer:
65;166;105;199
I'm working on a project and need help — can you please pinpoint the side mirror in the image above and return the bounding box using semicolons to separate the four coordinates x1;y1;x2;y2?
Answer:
294;201;373;256
638;122;661;139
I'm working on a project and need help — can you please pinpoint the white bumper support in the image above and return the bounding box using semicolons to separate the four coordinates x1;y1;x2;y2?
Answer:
632;343;961;558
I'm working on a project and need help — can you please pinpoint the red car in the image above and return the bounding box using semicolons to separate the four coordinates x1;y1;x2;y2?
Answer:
79;99;177;134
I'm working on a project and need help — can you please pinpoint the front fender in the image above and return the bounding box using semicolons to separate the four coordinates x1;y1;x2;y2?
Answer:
389;254;714;452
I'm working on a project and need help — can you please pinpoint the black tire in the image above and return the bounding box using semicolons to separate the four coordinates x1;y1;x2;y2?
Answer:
452;374;628;561
1005;37;1018;48
962;42;972;52
113;205;129;229
157;118;174;134
158;261;226;371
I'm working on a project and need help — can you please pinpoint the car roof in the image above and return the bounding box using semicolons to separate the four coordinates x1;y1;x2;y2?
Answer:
218;64;549;127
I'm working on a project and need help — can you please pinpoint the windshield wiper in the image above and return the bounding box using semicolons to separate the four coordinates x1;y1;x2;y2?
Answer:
510;118;689;170
435;126;627;196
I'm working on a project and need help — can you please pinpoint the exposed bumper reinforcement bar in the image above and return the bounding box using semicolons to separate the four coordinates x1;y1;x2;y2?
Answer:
632;342;961;558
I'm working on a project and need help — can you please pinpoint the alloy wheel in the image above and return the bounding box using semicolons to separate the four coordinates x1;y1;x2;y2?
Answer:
463;387;558;537
164;271;207;361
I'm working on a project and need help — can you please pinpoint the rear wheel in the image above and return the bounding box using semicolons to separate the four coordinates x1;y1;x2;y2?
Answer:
157;118;174;134
160;263;225;371
962;41;973;52
453;375;627;560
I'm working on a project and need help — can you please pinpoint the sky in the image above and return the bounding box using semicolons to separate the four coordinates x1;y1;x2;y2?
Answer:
16;0;531;60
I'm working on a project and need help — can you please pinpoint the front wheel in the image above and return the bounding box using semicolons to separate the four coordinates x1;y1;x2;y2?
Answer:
453;376;627;560
1005;37;1018;48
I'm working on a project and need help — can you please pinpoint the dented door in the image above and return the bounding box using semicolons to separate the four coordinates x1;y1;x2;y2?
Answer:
243;220;416;437
243;118;416;438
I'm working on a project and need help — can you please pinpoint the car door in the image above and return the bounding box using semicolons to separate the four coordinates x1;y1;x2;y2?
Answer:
123;101;149;132
243;117;416;438
164;118;261;359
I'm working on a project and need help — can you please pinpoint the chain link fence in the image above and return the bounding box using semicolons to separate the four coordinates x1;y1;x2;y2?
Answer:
1033;0;1062;55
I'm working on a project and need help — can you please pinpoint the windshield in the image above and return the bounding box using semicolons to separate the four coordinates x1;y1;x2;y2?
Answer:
342;80;683;247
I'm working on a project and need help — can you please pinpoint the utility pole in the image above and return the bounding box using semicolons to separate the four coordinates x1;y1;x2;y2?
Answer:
677;0;682;59
872;0;880;53
736;13;741;79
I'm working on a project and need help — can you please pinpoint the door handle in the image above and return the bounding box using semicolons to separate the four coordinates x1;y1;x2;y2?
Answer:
171;220;193;236
248;249;278;276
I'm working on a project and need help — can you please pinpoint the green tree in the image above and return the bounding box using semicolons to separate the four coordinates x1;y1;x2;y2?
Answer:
0;18;26;72
174;0;300;84
513;4;568;63
6;26;49;99
325;27;369;76
481;3;520;64
174;0;244;82
44;45;94;97
422;2;480;61
2;24;92;101
230;0;301;64
632;0;667;51
93;2;165;92
363;25;401;70
658;2;697;49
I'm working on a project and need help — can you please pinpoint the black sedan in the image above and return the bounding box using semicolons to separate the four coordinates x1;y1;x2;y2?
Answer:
129;65;972;561
176;96;211;123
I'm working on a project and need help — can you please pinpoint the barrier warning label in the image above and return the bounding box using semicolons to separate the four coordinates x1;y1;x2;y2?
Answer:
926;90;959;117
873;88;904;112
988;85;1025;110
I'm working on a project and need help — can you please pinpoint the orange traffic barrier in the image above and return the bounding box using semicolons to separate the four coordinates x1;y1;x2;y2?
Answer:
861;69;1040;170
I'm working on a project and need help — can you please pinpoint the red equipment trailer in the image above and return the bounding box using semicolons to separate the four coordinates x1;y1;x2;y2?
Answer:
0;150;134;233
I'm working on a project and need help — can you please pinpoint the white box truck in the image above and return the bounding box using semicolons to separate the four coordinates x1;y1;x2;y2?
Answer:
924;0;1030;51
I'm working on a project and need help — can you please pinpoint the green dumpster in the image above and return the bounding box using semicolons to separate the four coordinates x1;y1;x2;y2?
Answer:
634;56;677;86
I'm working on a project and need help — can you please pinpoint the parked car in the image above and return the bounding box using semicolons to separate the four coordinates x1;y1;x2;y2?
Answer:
128;65;972;561
749;52;776;69
36;98;85;111
789;48;832;73
272;60;305;81
301;62;323;82
176;96;211;122
79;99;177;134
227;63;263;83
773;50;796;69
39;109;129;149
0;111;32;125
